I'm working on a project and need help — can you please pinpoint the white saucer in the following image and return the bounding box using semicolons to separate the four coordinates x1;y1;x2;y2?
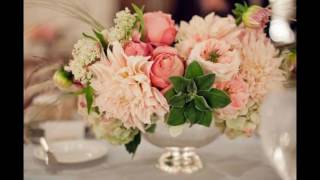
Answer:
33;139;108;164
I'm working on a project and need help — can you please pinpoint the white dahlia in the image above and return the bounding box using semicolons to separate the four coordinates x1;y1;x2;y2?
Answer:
89;42;169;132
215;101;260;139
239;29;285;103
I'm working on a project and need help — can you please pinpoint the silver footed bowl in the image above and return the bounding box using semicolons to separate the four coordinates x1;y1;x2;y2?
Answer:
143;121;221;174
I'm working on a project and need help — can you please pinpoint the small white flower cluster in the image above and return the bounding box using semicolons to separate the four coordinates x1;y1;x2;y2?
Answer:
108;8;136;42
65;38;101;84
66;60;93;84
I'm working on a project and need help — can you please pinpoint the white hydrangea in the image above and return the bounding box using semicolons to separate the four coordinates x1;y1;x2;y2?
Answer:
77;97;138;145
108;8;136;42
96;119;139;145
65;38;101;84
215;102;260;139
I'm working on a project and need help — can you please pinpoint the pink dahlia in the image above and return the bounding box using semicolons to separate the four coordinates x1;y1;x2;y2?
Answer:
214;75;250;120
175;13;241;58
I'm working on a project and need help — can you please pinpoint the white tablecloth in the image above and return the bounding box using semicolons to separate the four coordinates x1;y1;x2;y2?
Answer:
24;136;281;180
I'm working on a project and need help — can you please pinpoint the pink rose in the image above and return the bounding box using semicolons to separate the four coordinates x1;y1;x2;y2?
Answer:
143;11;177;46
150;46;184;89
123;41;153;56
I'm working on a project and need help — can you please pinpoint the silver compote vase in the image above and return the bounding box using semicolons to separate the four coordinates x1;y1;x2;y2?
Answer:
144;121;221;174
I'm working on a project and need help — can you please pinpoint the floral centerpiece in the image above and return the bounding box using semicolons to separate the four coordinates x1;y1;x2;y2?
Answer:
52;2;287;155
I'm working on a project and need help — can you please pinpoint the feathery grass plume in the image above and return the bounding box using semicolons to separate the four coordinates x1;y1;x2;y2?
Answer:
25;0;105;31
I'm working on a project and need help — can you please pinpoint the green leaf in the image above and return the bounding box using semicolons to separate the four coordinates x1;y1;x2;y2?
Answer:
185;61;204;79
232;2;249;25
93;29;108;49
146;124;156;133
186;80;197;103
84;85;94;114
132;3;144;18
197;111;213;127
194;95;212;111
82;32;97;41
194;73;215;91
132;3;145;40
167;107;186;126
198;88;231;108
169;76;191;93
168;93;186;108
73;89;85;95
186;95;194;103
187;80;197;93
125;132;141;156
235;17;242;25
164;88;176;101
184;101;200;125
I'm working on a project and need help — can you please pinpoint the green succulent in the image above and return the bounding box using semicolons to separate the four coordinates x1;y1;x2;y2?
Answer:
164;61;231;127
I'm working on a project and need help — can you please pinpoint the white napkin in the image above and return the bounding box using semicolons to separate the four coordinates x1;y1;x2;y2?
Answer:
39;120;86;141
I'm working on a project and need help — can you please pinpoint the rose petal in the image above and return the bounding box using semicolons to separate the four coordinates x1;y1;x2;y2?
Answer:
150;72;170;89
160;27;177;45
152;46;177;56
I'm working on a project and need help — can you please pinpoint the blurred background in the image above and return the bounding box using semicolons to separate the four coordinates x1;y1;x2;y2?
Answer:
23;0;269;142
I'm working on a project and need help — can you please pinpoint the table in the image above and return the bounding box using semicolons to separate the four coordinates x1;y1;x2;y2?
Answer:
24;135;282;180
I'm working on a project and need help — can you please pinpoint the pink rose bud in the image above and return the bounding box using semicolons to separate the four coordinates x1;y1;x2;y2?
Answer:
80;101;86;108
150;46;184;89
242;6;271;29
143;11;177;46
123;41;153;56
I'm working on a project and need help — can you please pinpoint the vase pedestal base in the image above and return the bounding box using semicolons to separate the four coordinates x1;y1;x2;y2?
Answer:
156;147;203;174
